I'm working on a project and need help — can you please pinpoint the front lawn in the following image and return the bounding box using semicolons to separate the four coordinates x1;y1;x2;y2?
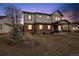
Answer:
0;33;79;56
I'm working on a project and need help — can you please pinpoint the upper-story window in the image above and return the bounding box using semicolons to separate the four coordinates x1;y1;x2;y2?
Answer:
39;15;42;18
58;17;60;21
47;16;49;19
55;17;58;21
55;17;60;21
28;15;32;20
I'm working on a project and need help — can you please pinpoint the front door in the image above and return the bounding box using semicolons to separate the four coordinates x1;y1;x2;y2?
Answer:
53;25;58;32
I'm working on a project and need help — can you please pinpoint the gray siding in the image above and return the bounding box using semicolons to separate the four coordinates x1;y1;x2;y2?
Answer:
23;11;63;24
24;13;35;23
52;12;62;23
35;14;51;23
0;17;12;33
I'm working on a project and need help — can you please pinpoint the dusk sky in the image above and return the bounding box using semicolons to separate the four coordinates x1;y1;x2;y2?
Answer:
0;3;79;22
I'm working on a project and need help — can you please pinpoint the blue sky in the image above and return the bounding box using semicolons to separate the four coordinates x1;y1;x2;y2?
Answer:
0;3;67;15
0;3;79;22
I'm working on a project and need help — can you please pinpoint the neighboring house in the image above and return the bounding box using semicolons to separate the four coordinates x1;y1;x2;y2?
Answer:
23;10;79;34
70;22;79;33
0;16;12;34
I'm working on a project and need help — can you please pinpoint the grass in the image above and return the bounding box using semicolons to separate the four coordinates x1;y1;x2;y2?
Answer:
0;33;79;56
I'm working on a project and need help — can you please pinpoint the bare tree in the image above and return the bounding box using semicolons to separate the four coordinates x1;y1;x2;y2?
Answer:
5;5;22;44
5;5;22;26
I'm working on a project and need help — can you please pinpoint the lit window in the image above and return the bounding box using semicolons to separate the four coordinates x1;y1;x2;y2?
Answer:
48;25;51;29
28;15;32;20
39;25;43;30
76;27;78;30
39;15;42;18
47;16;49;19
55;17;58;21
58;25;61;31
58;17;60;21
28;25;32;30
73;27;75;30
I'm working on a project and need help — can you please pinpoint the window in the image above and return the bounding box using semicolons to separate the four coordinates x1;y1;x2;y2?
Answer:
55;17;60;21
47;25;51;29
76;27;78;30
55;17;58;21
73;27;78;30
47;16;49;19
39;15;42;18
0;24;2;30
58;17;60;21
28;25;32;30
39;25;43;30
58;25;61;31
28;15;32;20
73;27;75;30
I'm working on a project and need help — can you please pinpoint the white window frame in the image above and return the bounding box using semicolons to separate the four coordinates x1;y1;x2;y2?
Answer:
47;16;49;19
55;17;58;21
39;25;43;30
73;27;78;30
47;25;51;29
58;25;62;31
58;17;60;21
28;25;32;30
76;27;78;30
28;15;32;20
73;27;76;30
39;15;42;18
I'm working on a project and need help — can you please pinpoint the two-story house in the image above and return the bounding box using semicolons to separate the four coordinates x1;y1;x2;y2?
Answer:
0;10;79;35
23;10;72;34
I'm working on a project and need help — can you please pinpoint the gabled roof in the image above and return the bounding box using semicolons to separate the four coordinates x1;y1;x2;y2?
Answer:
0;16;6;20
35;12;50;15
22;11;50;15
71;22;79;25
51;10;63;17
53;20;70;24
22;10;63;16
22;11;35;14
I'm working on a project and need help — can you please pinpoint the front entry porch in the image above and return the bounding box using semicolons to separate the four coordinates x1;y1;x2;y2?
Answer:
52;20;70;33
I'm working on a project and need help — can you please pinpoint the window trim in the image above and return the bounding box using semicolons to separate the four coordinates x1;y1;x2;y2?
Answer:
47;25;51;29
47;16;49;19
28;25;32;30
28;15;32;20
38;15;42;18
57;17;60;21
73;27;78;30
76;27;78;30
39;25;43;30
58;25;62;31
55;17;58;21
55;17;60;21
